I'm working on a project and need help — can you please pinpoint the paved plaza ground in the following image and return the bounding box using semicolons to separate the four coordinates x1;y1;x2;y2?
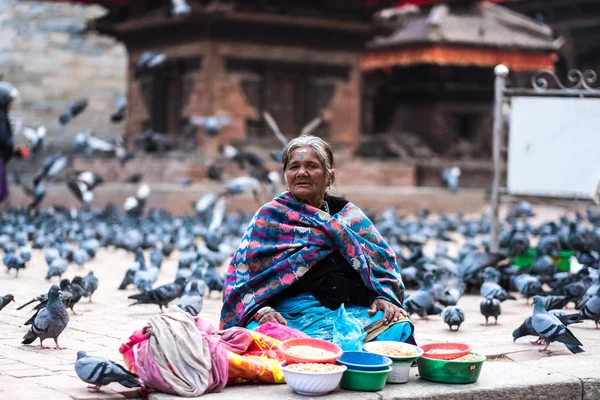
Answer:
1;201;599;400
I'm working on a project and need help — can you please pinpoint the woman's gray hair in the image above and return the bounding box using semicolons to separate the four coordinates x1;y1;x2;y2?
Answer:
282;135;336;188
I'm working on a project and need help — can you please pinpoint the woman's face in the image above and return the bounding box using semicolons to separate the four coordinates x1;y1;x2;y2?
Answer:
285;146;327;207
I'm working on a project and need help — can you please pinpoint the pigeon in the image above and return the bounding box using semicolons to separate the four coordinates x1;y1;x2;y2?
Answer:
441;167;460;193
441;306;465;331
110;95;127;123
510;201;535;218
177;279;206;316
3;251;26;277
115;145;135;165
579;287;600;329
125;173;143;184
0;294;15;311
562;277;592;305
480;296;501;325
118;267;137;291
75;351;141;392
577;278;600;310
190;116;231;137
81;271;99;302
512;274;545;299
480;268;516;302
128;277;186;311
59;99;88;125
22;285;69;349
531;295;584;353
404;273;435;319
512;310;582;342
508;231;530;257
541;295;571;311
135;51;166;77
33;153;69;184
437;284;463;307
170;0;191;16
68;277;88;315
46;258;67;280
21;125;46;153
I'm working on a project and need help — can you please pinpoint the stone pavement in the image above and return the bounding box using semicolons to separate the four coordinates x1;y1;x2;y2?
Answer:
1;206;600;399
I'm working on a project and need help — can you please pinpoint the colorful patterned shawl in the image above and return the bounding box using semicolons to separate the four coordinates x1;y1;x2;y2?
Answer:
220;192;405;329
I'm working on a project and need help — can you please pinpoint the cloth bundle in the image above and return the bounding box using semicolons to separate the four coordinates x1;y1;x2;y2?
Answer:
133;310;229;396
119;313;306;396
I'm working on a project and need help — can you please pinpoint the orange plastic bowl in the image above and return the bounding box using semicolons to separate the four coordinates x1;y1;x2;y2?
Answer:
419;342;472;360
279;338;343;364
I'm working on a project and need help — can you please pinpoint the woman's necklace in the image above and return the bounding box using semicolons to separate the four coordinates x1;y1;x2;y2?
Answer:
321;200;330;214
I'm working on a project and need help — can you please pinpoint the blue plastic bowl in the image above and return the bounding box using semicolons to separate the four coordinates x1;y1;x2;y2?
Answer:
337;351;393;371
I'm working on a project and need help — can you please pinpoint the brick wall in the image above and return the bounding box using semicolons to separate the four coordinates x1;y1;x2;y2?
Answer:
0;0;126;153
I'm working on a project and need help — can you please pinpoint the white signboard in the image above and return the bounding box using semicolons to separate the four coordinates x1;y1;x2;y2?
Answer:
508;96;600;199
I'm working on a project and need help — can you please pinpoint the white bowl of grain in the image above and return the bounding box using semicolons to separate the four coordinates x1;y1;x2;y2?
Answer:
281;362;347;396
363;341;423;384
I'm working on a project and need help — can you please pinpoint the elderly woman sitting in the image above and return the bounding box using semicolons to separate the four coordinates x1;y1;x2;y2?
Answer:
220;135;414;346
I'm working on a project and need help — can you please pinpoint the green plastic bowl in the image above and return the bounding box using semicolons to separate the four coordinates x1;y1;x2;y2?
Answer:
513;249;573;272
417;352;486;384
339;366;392;391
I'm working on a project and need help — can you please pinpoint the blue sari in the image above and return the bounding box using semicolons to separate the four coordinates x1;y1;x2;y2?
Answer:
247;293;413;347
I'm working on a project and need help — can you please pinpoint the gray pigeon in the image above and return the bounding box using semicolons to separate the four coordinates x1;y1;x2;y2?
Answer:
404;273;435;319
75;351;141;392
128;277;186;311
442;306;465;331
579;287;600;329
531;296;584;353
481;268;516;302
513;310;581;343
81;271;99;303
22;285;69;349
46;258;67;281
0;294;15;311
541;295;571;311
177;279;206;316
480;296;501;325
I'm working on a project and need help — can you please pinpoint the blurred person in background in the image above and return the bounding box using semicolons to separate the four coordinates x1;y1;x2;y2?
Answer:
0;81;19;206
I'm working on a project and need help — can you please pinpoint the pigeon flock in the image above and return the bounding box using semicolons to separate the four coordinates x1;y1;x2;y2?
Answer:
3;45;600;391
0;183;599;392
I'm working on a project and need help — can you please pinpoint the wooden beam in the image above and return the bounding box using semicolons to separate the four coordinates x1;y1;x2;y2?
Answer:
225;11;374;34
106;6;375;35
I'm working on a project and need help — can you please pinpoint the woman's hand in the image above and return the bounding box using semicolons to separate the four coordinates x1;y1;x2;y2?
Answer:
258;311;288;326
255;307;288;326
368;298;408;325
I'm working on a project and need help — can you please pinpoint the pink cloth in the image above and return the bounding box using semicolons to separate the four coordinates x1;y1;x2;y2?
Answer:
136;340;173;394
217;327;254;354
253;322;309;341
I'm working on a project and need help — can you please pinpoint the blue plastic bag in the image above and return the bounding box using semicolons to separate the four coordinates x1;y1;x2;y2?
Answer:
332;304;366;351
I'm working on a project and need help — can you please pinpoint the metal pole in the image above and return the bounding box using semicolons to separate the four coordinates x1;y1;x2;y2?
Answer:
490;64;509;253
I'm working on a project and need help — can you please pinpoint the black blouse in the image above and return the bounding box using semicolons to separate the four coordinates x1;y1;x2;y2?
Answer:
271;195;377;310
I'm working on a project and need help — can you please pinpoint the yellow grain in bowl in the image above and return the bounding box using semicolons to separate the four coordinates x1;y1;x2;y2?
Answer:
453;353;486;362
286;345;336;359
366;343;419;358
426;348;462;355
286;363;345;373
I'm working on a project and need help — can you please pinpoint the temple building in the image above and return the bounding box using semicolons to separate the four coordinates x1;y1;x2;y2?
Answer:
361;0;559;159
38;0;397;153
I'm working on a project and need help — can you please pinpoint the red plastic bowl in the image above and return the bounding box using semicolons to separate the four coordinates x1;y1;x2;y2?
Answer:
419;342;472;360
279;338;343;364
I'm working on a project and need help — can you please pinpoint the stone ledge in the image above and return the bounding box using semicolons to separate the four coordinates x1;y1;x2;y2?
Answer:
520;354;600;400
148;360;586;400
